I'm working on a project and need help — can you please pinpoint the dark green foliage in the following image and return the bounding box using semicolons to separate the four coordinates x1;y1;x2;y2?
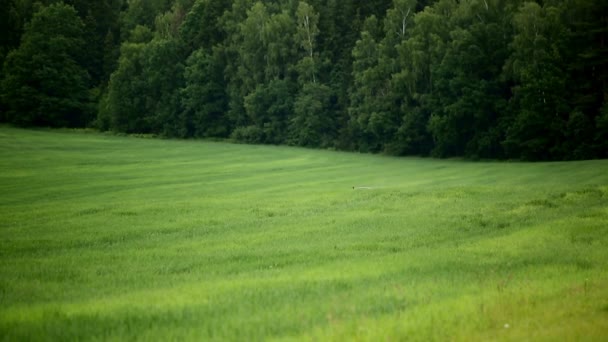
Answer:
242;78;294;144
119;0;173;40
179;0;229;51
596;103;608;158
2;0;607;160
348;21;382;152
0;0;25;69
98;41;148;132
561;0;608;159
503;2;571;160
100;37;184;134
70;0;123;86
290;83;335;147
181;48;229;138
1;3;93;127
429;2;512;158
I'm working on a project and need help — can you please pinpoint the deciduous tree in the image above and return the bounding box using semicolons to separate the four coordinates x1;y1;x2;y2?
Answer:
1;3;93;127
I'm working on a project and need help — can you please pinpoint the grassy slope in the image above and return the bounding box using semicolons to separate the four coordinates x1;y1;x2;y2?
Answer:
0;126;607;341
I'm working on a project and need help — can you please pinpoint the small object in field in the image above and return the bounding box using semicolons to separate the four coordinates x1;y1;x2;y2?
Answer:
504;323;510;329
353;186;373;190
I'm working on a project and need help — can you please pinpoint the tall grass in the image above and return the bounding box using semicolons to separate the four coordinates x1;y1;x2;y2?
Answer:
1;126;607;340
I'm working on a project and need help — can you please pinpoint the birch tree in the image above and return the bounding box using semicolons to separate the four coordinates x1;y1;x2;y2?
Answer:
295;1;319;84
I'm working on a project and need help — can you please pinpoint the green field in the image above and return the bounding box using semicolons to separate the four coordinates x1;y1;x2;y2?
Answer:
1;126;607;341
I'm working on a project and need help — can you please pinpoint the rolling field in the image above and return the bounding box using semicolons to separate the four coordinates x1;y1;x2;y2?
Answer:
1;126;607;341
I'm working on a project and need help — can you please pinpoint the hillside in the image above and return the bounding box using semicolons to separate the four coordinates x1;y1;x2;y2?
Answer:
1;127;607;340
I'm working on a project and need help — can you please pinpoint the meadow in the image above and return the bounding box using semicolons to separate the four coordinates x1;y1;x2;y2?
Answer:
0;126;607;341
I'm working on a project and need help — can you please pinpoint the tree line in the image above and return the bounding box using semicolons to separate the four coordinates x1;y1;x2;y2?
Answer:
1;0;606;160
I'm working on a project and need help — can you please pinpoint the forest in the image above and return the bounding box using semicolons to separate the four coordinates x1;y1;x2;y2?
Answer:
1;0;607;160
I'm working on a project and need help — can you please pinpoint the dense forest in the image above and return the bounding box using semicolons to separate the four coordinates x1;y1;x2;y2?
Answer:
1;0;606;160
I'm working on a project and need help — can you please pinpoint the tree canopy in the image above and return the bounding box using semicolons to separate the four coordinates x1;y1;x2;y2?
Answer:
1;0;606;160
1;2;93;127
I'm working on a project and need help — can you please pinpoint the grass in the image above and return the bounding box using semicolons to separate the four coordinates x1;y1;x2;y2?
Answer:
0;126;607;341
